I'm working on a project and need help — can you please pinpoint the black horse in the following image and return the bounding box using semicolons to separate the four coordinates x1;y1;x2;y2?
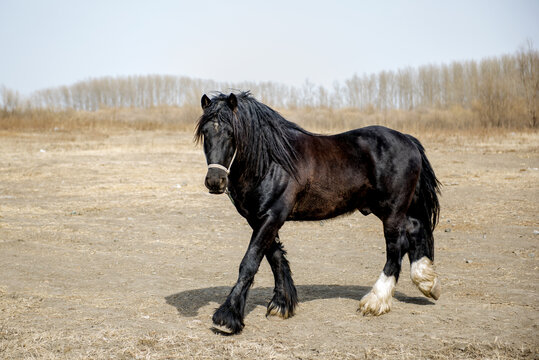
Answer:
195;92;441;334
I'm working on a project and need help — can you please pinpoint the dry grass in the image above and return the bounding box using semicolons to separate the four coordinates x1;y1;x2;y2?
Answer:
1;105;535;135
0;106;201;133
1;320;534;360
0;126;537;359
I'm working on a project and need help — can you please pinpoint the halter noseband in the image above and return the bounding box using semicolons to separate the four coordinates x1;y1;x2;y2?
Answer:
207;148;237;175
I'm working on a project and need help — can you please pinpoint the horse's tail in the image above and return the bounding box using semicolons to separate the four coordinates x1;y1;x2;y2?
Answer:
407;135;441;259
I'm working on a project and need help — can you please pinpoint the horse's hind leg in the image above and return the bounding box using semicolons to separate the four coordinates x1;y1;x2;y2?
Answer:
407;217;440;300
359;215;408;316
265;234;298;318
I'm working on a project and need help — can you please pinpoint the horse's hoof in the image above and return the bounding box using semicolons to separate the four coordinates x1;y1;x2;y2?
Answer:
358;290;392;316
266;303;289;318
212;304;244;334
428;277;441;300
266;298;295;319
411;257;441;300
358;273;396;316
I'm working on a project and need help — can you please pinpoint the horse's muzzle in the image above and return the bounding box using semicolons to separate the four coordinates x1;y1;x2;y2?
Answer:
205;168;228;194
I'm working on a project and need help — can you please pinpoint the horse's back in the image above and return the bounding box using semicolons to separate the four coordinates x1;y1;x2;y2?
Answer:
288;126;422;221
342;125;420;154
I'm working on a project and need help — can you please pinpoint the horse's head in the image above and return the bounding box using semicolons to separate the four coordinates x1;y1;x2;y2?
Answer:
198;93;238;194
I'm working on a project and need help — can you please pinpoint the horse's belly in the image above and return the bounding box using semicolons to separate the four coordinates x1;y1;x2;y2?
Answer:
288;190;364;221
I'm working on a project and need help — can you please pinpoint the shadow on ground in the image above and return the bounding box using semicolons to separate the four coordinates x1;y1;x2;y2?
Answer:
165;284;433;317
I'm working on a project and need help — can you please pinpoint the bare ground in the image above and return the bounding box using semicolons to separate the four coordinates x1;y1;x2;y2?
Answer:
0;130;537;359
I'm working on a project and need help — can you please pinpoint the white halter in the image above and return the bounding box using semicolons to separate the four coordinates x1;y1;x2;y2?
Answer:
207;148;237;175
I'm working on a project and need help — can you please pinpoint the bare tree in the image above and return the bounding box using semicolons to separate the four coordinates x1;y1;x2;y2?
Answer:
1;86;21;114
517;40;539;127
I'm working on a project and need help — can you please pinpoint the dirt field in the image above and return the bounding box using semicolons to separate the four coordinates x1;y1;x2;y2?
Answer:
0;129;537;359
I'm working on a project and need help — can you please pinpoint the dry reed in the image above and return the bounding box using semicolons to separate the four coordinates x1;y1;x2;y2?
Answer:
1;105;536;135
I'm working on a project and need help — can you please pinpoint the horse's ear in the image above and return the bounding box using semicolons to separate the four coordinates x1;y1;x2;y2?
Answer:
227;93;238;111
201;94;211;109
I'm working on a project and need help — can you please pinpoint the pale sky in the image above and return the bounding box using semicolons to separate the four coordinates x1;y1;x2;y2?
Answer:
1;0;538;95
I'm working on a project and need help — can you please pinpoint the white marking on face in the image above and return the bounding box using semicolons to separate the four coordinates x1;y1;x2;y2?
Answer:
213;121;219;131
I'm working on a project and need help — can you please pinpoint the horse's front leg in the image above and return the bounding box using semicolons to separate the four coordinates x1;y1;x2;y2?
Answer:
265;234;298;319
212;213;284;334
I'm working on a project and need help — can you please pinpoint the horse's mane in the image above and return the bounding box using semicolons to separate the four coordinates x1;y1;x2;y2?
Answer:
195;91;309;181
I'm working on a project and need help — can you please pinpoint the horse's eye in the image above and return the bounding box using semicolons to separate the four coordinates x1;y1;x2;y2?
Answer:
202;124;212;135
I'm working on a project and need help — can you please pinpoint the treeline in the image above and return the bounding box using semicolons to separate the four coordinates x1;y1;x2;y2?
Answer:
1;45;538;128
